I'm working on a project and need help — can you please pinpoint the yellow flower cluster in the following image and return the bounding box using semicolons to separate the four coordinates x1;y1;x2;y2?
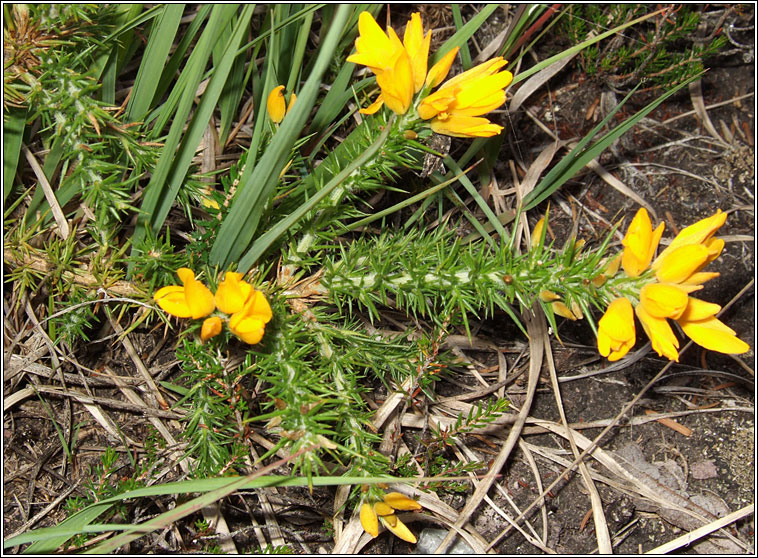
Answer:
154;268;272;345
598;209;749;362
347;11;513;137
359;490;422;543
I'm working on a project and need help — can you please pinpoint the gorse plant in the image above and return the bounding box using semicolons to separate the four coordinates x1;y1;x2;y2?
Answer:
4;4;750;552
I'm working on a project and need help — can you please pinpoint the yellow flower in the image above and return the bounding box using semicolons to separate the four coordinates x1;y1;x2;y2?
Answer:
597;297;636;361
215;271;254;315
417;57;513;137
653;210;727;268
635;304;680;362
597;209;749;362
154;268;215;319
228;290;273;345
347;11;414;115
201;316;223;342
358;491;421;543
677;297;749;355
621;208;664;277
267;85;296;124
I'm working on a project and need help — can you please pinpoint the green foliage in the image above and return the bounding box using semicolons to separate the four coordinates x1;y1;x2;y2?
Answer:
561;5;727;87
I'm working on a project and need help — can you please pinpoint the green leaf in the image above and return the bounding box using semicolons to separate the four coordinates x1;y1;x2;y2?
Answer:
128;5;247;276
126;4;185;121
3;107;26;204
209;5;354;269
237;118;392;271
430;5;499;65
521;73;700;211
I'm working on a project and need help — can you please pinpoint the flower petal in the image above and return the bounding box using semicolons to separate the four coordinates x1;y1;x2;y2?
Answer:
653;210;727;270
430;114;503;138
384;492;422;511
267;85;286;124
360;503;379;537
201;316;223;342
380;515;417;543
655;244;709;284
154;285;192;318
403;13;430;92
215;271;253;315
425;47;459;88
636;305;680;362
640;283;689;319
597;297;635;361
680;319;750;354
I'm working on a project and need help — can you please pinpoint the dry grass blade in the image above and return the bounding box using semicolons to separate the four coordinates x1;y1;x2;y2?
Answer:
22;146;69;239
542;336;612;553
432;306;546;553
509;54;577;114
688;78;726;144
644;504;754;554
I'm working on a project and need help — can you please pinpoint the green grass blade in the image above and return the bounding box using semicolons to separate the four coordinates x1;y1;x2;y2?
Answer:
430;4;499;65
522;74;699;211
236;120;392;270
3;107;26;204
443;155;508;243
451;5;472;68
126;3;185;121
128;5;243;275
209;5;354;269
512;7;665;85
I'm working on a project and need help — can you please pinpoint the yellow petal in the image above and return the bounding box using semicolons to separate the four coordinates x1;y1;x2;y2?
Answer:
201;316;223;342
154;285;192;318
430;114;503;138
677;297;721;322
597;297;635;361
376;49;414;114
286;91;297;114
183;275;216;319
418;88;456;120
373;501;394;516
360;503;379;537
621;209;663;277
267;85;286;124
655;210;727;265
425;47;459;88
679;316;750;355
636;305;680;362
177;267;195;284
380;515;417;544
655;244;708;284
359;93;385;115
384;492;422;511
681;271;719;286
403;13;430;92
640;283;689;319
215;271;253;315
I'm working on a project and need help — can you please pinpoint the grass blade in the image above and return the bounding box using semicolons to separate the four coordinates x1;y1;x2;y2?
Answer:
209;5;354;269
522;74;699;211
126;3;185;121
3;107;26;204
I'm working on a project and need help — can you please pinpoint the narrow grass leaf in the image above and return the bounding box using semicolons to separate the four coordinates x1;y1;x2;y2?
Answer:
209;5;354;269
126;3;185;121
522;74;699;211
430;5;499;65
3;107;26;204
237;120;392;270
